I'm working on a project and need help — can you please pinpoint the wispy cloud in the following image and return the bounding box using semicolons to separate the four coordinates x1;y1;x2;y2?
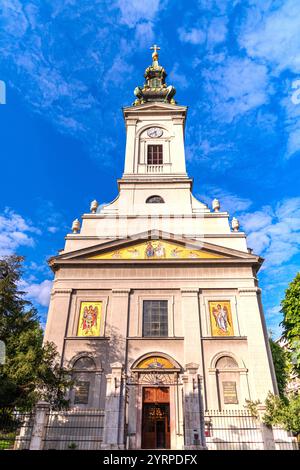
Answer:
0;0;164;163
0;208;40;256
20;278;52;307
239;197;300;267
197;185;252;214
239;0;300;74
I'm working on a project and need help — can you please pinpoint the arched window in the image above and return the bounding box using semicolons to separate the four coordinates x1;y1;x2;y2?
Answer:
73;357;96;371
71;356;96;407
216;355;240;407
216;356;238;369
146;195;165;204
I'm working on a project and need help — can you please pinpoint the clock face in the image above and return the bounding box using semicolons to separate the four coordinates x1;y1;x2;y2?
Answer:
147;127;163;138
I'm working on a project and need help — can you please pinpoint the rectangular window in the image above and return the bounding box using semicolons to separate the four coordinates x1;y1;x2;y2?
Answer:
143;300;168;337
147;145;163;165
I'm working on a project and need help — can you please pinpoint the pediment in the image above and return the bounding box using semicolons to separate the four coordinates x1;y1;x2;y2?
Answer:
49;230;262;268
87;238;224;261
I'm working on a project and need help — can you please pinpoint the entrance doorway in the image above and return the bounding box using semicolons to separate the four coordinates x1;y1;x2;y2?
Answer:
141;387;170;449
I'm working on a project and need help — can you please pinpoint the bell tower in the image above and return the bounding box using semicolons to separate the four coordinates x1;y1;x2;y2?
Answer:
122;45;188;180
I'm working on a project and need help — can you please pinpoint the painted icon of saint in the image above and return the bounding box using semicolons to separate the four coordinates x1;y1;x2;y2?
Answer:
154;242;165;258
145;241;155;258
212;304;230;333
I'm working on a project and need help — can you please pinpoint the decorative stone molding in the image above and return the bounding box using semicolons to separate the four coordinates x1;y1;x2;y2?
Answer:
185;363;199;374
180;288;199;295
238;287;261;296
51;288;73;296
112;288;131;296
126;119;138;126
112;289;131;293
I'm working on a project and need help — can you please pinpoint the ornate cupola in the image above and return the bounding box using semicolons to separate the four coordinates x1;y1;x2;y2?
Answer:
133;44;176;105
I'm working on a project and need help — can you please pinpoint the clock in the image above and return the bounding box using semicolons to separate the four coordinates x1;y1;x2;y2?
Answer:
147;127;163;138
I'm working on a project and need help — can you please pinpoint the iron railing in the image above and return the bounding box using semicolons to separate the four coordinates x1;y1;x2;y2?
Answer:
0;409;33;450
42;408;105;450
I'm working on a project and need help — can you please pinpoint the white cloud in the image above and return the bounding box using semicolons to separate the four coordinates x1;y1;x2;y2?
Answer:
240;197;300;267
178;27;205;45
169;63;188;89
239;0;300;74
198;185;252;214
0;208;40;256
135;22;155;46
21;279;52;307
203;56;270;122
116;0;161;27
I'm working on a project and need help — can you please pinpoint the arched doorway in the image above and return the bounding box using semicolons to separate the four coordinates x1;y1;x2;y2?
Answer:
129;353;182;449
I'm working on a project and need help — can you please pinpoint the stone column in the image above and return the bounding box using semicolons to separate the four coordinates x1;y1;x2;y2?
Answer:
237;288;276;400
102;362;125;449
93;371;103;408
29;401;50;450
124;119;138;174
180;289;202;371
43;288;72;357
182;363;205;449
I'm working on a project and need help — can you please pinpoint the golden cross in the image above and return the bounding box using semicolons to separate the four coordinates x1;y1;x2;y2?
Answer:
150;44;160;54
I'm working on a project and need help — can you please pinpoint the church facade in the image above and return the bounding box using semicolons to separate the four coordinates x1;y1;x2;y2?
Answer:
44;47;277;450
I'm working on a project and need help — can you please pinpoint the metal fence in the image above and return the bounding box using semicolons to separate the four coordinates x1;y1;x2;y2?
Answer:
204;409;297;450
42;409;105;450
1;406;297;450
0;409;33;450
273;426;299;450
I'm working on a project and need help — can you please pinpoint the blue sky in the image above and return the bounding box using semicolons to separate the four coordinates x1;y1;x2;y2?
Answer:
0;0;300;336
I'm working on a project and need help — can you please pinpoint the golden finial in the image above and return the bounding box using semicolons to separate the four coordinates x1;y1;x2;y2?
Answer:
150;44;160;62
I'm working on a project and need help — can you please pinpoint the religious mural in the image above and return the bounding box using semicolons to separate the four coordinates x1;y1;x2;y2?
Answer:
88;240;224;260
77;301;102;337
209;301;234;336
136;356;174;369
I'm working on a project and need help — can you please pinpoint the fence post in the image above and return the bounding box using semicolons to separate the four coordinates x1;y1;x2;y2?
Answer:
182;363;205;449
102;362;125;449
29;401;50;450
257;404;275;450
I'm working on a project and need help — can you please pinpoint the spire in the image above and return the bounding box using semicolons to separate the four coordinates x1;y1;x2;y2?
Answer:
133;45;176;106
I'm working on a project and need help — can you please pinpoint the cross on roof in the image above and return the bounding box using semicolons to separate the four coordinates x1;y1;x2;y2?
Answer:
150;44;160;54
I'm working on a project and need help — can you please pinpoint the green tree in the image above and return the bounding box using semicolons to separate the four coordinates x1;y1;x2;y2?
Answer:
280;272;300;374
0;255;72;410
263;392;300;438
269;338;289;398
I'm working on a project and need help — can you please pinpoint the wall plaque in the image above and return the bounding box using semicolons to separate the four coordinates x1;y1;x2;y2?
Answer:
222;381;238;404
74;381;90;404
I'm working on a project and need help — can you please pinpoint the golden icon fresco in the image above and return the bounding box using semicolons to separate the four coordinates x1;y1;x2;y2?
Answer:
77;302;102;337
209;301;234;336
88;240;224;260
136;356;174;369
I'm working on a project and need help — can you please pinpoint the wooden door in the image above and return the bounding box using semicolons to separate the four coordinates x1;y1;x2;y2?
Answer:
142;387;170;449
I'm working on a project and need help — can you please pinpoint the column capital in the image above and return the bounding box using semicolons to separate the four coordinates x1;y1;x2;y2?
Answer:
181;288;199;296
112;288;131;296
51;288;73;296
238;287;261;296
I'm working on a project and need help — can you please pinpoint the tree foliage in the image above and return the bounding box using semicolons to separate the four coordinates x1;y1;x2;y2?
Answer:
0;255;72;410
263;392;300;436
280;272;300;374
269;338;289;398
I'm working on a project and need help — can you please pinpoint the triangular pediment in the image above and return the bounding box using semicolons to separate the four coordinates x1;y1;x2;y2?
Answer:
49;230;262;269
87;238;224;260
